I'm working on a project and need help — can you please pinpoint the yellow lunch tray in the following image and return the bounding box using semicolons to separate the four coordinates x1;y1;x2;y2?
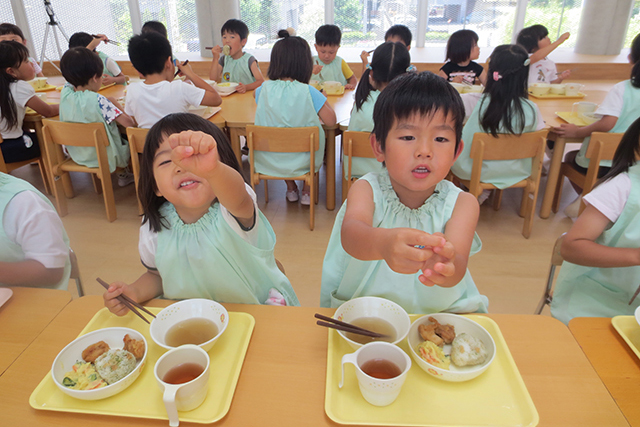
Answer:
99;82;117;91
325;314;538;427
35;84;57;92
30;307;255;424
324;86;345;96
555;111;590;126
611;315;640;360
528;91;585;99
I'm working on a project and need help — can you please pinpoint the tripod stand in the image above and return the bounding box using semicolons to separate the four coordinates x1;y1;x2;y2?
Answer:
39;0;69;72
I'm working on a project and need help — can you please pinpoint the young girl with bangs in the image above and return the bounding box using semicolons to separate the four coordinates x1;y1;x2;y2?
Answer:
438;29;487;86
103;113;299;313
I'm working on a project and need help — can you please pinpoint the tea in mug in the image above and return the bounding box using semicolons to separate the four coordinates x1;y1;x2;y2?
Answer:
162;362;205;384
361;358;402;379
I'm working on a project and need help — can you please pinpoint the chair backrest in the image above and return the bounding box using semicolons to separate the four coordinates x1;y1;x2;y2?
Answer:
43;120;109;148
343;130;375;186
470;130;548;161
126;127;148;155
585;132;622;162
246;125;320;153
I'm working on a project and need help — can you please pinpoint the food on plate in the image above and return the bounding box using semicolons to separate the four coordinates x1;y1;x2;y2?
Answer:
123;334;145;360
223;45;230;55
450;333;488;367
416;340;450;369
94;348;137;384
418;317;455;346
81;340;110;363
62;361;108;390
418;322;443;346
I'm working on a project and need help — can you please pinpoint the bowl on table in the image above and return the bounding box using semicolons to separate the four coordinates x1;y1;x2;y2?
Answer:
449;82;465;93
150;299;229;352
310;80;323;91
322;81;344;95
51;327;148;400
550;84;566;95
407;313;495;382
333;296;411;350
579;112;602;125
530;83;551;96
215;82;239;95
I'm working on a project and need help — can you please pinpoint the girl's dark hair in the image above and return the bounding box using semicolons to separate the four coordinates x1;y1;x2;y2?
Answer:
60;47;103;87
596;116;640;186
355;42;410;110
141;21;168;39
267;30;313;83
479;44;534;137
0;40;30;130
140;113;242;232
372;71;464;152
630;33;640;88
516;24;549;53
0;23;25;40
445;29;479;64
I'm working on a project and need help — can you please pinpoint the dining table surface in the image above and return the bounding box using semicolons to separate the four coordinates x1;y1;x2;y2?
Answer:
0;293;630;427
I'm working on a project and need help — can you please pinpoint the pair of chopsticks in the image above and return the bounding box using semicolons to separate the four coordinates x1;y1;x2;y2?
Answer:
556;68;578;75
629;285;640;305
315;313;389;338
174;60;189;77
96;278;156;324
91;35;120;46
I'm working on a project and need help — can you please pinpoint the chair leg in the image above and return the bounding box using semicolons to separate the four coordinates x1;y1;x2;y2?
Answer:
264;180;269;203
98;171;117;222
492;189;503;211
523;184;539;239
551;172;564;214
310;176;315;231
91;174;103;194
519;188;528;218
342;175;348;203
315;173;319;204
535;266;556;314
62;173;75;198
36;158;51;195
50;171;69;217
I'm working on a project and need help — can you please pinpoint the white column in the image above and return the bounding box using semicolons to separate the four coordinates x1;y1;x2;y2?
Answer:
325;0;334;25
511;0;527;44
127;0;143;35
10;0;36;59
416;0;429;48
195;0;239;57
575;0;634;54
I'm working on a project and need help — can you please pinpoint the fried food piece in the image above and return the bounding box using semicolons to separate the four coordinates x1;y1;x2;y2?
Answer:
82;341;110;363
123;334;145;360
419;323;444;347
430;316;456;344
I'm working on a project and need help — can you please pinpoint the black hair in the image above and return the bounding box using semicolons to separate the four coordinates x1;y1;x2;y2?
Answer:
0;41;30;130
516;24;549;53
221;19;249;40
385;24;412;46
479;44;534;137
140;113;243;232
315;24;341;46
128;32;173;76
141;21;168;39
596;116;640;186
68;32;94;49
60;47;103;87
267;29;313;83
445;29;479;64
0;23;25;40
372;71;464;152
355;42;410;110
630;33;640;88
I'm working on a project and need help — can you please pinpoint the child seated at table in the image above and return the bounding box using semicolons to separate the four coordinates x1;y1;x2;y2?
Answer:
0;41;58;164
311;24;357;90
68;32;127;85
0;172;70;289
59;47;134;184
208;19;264;94
254;29;336;206
0;23;44;77
102;113;299;312
125;32;221;129
320;72;488;314
551;116;640;324
516;25;571;85
438;30;487;86
360;24;416;74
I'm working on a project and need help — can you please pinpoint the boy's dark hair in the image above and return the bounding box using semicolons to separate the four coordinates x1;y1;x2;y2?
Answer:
630;33;640;88
140;113;243;232
372;72;464;152
516;24;549;53
384;24;412;46
445;29;479;64
267;29;313;83
315;24;341;46
0;23;25;40
355;42;410;110
0;41;30;130
60;47;103;87
128;32;173;76
597;116;640;186
141;21;168;39
221;19;249;40
68;32;94;49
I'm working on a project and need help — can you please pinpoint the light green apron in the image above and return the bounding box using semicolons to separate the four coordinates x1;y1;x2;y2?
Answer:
98;51;115;78
320;171;488;314
0;172;70;290
346;90;384;179
451;94;539;189
221;53;256;85
312;56;347;85
155;202;300;306
59;86;130;173
254;80;325;176
551;164;640;324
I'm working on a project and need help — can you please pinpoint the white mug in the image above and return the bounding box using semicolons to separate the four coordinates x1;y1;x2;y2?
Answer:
339;341;411;406
154;345;210;427
572;101;598;114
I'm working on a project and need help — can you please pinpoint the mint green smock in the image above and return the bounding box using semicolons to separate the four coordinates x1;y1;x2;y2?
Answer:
221;53;256;85
254;80;325;176
312;56;348;85
98;51;115;78
550;164;640;324
576;80;640;169
345;90;384;179
0;173;70;290
154;202;300;306
320;171;488;314
451;95;539;189
59;86;130;173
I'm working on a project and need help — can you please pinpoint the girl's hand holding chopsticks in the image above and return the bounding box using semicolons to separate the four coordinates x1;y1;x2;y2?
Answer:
102;280;140;317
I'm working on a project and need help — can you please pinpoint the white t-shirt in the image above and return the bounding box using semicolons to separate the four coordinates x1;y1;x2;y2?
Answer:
139;183;260;269
105;57;121;76
528;55;557;85
584;173;631;223
124;80;206;129
3;191;68;269
595;81;626;118
460;92;546;130
0;80;35;139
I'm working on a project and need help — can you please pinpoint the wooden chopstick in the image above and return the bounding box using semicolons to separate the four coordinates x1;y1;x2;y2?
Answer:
629;284;640;305
314;313;388;338
96;278;156;323
174;60;188;77
91;35;120;45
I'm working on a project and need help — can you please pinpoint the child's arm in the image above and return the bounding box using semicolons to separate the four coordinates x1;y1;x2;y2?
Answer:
360;50;370;75
25;96;58;117
551;69;571;84
342;60;357;90
208;46;223;81
107;96;136;128
177;61;222;107
102;72;127;85
86;34;108;51
103;270;163;316
237;59;265;93
562;205;640;267
477;68;487;86
553;115;617;138
318;101;337;126
529;32;570;64
0;260;64;287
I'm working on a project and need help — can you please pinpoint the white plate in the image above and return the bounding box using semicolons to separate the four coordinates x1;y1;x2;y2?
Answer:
0;288;13;308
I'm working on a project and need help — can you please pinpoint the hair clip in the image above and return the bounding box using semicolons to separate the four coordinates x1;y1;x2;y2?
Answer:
524;58;531;66
492;71;502;81
366;64;372;70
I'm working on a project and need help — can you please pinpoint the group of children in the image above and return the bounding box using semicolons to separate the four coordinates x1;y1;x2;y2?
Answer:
2;18;640;325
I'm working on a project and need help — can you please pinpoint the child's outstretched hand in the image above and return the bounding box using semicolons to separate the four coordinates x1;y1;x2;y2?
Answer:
169;130;220;177
236;82;247;93
103;281;135;316
557;32;570;44
360;50;370;65
552;123;579;138
312;64;323;75
419;232;456;286
210;45;222;58
381;228;446;276
345;83;356;90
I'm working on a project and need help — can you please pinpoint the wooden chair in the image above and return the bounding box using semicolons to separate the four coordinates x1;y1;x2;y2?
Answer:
42;120;117;222
342;130;376;202
535;233;566;314
246;125;320;230
0;134;51;194
551;132;622;216
68;248;84;297
452;129;547;238
126;127;149;214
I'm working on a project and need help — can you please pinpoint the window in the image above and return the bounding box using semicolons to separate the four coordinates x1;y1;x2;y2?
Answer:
138;0;199;52
522;0;582;48
626;0;640;47
0;3;14;26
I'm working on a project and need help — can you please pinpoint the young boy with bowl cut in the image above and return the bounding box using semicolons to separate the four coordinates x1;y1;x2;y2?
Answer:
312;24;357;90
